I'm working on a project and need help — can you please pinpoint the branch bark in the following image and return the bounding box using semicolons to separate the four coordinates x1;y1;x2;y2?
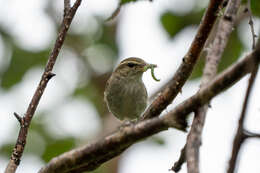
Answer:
227;38;260;173
227;64;259;173
171;144;186;172
4;1;82;173
64;0;71;16
142;0;224;120
38;47;260;173
186;0;242;173
106;0;154;21
244;130;260;138
246;0;257;49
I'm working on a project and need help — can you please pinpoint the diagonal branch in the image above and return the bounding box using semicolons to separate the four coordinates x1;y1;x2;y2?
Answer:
186;0;242;173
38;47;260;173
106;5;121;21
64;0;71;16
4;1;82;173
142;0;224;120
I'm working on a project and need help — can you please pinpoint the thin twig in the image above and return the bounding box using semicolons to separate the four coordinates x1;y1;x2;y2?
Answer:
106;0;154;21
142;0;224;120
244;130;260;138
4;1;82;173
227;40;260;173
171;144;186;172
106;5;121;21
38;46;260;173
245;0;257;49
185;0;242;173
13;112;23;125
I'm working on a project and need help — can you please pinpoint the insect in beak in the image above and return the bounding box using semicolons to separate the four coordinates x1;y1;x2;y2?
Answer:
143;63;160;81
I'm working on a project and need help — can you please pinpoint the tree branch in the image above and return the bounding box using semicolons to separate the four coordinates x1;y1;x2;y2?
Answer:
106;5;122;21
171;144;186;172
38;46;260;173
142;0;224;120
227;38;260;173
186;0;242;172
245;0;257;49
64;0;71;16
4;1;82;173
244;130;260;139
106;0;153;21
13;112;23;125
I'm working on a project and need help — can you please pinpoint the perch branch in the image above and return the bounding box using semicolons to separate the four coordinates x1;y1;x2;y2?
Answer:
4;1;82;173
38;47;260;173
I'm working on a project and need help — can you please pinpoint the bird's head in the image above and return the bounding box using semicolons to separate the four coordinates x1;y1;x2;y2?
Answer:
114;57;157;80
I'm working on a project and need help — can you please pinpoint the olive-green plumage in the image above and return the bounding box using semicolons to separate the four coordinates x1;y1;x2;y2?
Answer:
104;57;156;121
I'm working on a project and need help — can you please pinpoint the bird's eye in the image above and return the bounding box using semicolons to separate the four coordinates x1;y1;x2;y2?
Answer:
127;63;136;68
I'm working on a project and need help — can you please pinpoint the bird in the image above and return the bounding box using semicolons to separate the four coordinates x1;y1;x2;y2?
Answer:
104;57;158;121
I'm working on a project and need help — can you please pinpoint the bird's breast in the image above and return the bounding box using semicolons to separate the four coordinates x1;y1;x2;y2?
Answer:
105;78;148;120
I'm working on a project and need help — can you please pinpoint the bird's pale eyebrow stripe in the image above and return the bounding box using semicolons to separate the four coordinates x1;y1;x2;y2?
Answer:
119;61;142;66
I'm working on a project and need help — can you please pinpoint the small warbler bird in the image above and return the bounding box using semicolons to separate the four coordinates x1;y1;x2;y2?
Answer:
104;57;158;121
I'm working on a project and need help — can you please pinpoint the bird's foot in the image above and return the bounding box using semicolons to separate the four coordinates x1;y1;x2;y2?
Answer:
118;119;137;130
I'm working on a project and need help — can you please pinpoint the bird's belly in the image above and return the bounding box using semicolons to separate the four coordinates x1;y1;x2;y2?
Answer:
106;82;147;120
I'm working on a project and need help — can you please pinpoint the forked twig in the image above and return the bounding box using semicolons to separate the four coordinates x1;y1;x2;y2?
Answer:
4;1;82;173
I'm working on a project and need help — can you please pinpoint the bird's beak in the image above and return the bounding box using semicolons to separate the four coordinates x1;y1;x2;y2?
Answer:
143;63;157;72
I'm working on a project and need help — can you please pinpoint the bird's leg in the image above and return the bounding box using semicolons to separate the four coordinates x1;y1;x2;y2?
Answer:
117;119;138;130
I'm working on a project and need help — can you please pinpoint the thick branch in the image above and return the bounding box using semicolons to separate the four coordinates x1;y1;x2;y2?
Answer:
38;48;260;173
142;0;223;120
186;0;242;173
4;1;82;173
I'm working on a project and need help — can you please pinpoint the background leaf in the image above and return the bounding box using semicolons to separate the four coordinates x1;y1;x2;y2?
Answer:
0;46;49;89
190;30;244;79
160;10;204;38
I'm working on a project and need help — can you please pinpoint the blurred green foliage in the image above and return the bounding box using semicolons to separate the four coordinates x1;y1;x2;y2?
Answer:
160;6;247;79
242;0;260;17
42;137;76;162
251;0;260;17
0;3;119;170
1;47;49;89
120;0;138;5
161;10;204;38
190;30;244;79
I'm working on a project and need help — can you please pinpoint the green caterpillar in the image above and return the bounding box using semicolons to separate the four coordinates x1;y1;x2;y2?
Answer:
150;65;160;82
